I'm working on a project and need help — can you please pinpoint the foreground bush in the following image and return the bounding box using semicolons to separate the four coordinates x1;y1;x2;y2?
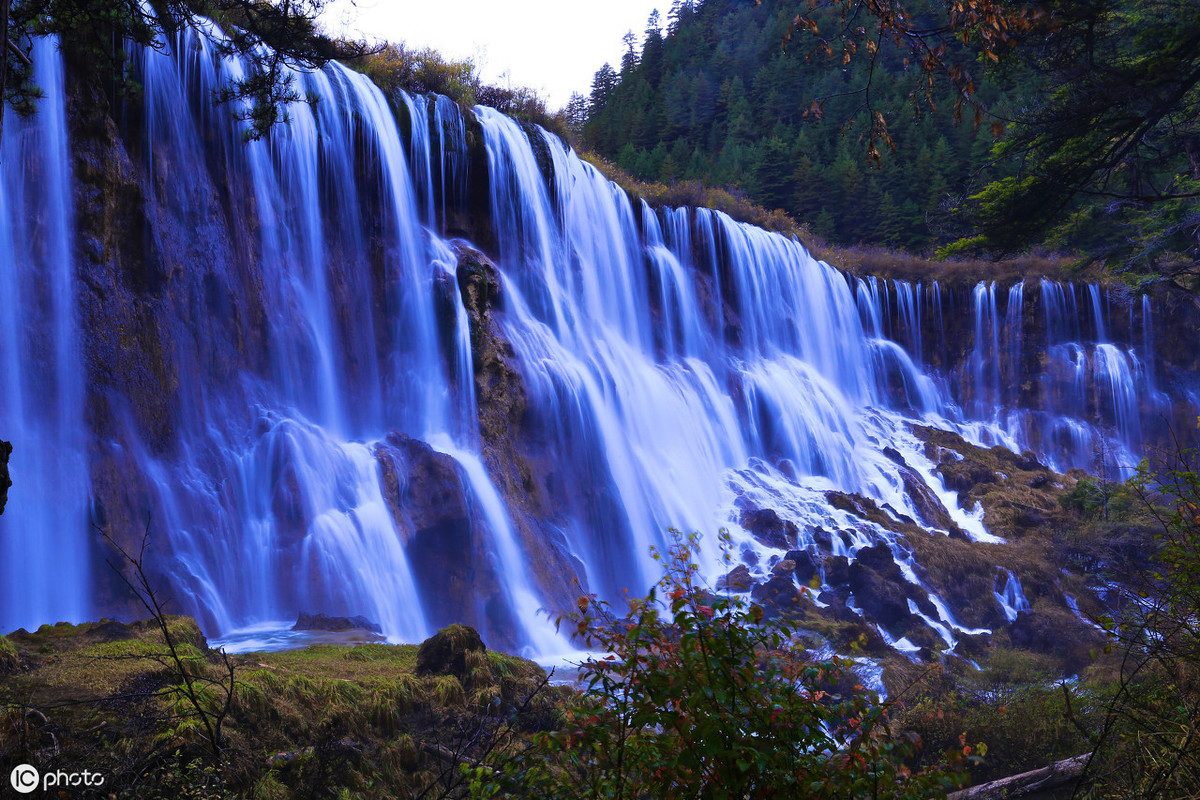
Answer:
471;531;970;799
1074;450;1200;796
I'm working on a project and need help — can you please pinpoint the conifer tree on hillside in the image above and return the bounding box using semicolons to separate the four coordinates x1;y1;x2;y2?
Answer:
580;0;1200;277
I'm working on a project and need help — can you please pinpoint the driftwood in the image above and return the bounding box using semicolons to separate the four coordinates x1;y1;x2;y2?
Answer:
947;753;1091;799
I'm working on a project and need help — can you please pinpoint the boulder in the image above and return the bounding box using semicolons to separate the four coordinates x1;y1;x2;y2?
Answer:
784;549;820;584
738;507;799;550
823;555;851;586
848;545;913;631
716;564;753;592
373;432;503;637
812;526;832;550
751;573;804;619
416;624;486;678
292;612;382;634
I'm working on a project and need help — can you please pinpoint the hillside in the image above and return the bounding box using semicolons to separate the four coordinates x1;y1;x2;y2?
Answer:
578;0;1008;251
578;0;1200;280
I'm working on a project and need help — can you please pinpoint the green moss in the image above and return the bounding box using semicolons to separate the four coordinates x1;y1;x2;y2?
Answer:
432;674;465;708
0;615;568;798
249;642;419;681
0;634;18;670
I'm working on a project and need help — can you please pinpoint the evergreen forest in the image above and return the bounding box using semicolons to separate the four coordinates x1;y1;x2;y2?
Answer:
574;0;1200;281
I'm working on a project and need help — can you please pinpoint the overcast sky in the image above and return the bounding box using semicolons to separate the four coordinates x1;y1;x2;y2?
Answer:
322;0;666;109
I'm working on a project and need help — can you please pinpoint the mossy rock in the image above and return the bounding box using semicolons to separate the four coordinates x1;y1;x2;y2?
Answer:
415;624;485;678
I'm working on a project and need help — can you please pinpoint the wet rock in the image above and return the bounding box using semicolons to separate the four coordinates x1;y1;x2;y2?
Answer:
853;542;899;573
812;527;832;551
373;432;509;641
453;243;582;624
738;507;799;550
825;491;901;532
374;432;469;538
751;573;804;619
895;462;958;532
881;503;917;526
716;564;753;592
823;555;851;586
771;559;796;577
292;612;382;634
848;544;913;631
416;624;486;678
817;585;860;624
784;549;820;584
0;439;10;516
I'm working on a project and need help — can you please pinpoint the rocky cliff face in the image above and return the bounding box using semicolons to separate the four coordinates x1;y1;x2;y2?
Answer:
0;439;10;516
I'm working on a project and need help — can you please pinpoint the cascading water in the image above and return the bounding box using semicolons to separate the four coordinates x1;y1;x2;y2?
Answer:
855;275;1178;478
125;26;438;641
3;18;1197;657
95;24;571;654
0;38;90;633
473;112;998;622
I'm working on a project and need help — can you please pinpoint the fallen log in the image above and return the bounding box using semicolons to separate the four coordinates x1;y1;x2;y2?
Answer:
947;753;1091;799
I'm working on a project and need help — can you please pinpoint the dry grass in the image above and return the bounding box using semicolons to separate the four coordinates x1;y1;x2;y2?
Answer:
814;242;1090;285
578;151;805;238
574;151;1098;285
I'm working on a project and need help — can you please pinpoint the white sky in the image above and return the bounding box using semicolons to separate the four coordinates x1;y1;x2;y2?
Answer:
322;0;666;109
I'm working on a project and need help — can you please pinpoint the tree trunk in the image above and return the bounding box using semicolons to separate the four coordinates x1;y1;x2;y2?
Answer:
946;753;1091;800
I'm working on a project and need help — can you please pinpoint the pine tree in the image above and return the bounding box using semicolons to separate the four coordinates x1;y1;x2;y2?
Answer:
589;63;618;115
620;30;639;76
642;10;665;88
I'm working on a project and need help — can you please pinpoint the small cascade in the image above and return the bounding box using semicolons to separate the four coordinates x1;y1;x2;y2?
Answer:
1003;281;1025;398
0;38;90;632
993;568;1032;622
969;282;1001;421
433;95;469;227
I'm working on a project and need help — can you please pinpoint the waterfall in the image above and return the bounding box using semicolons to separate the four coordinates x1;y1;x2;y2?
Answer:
0;38;90;633
2;20;1196;653
994;568;1031;622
